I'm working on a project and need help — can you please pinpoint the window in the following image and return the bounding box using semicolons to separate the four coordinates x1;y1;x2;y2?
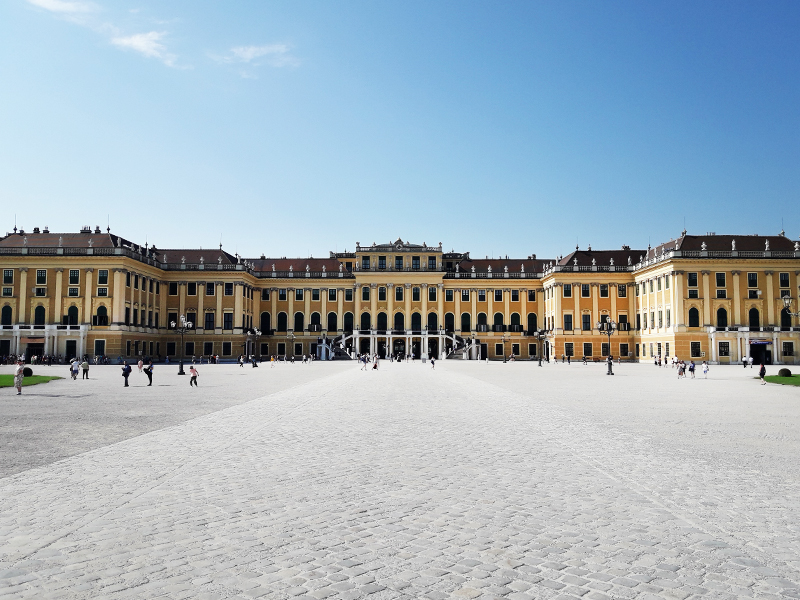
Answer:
362;257;370;270
583;343;592;357
96;269;108;285
688;273;698;287
528;290;536;301
716;273;726;287
412;256;420;270
747;272;758;287
688;307;700;327
68;287;79;297
277;343;286;355
650;312;655;328
35;287;46;297
716;289;727;299
362;286;370;301
446;290;454;302
395;256;403;270
657;278;662;291
563;284;571;298
636;314;641;330
689;289;699;299
149;280;154;293
478;290;486;302
134;275;139;289
395;286;403;301
412;287;420;302
328;288;336;301
461;290;469;301
205;312;215;330
428;286;436;302
312;289;320;301
783;342;795;357
378;256;386;270
564;314;573;331
132;309;138;325
345;289;353;302
69;270;79;285
581;284;590;298
3;270;12;284
582;314;591;331
748;289;759;299
511;290;519;302
494;290;502;302
126;272;131;287
187;282;197;296
779;273;790;288
279;289;287;301
658;311;663;328
225;283;234;296
649;280;654;293
97;287;108;297
165;342;175;356
620;343;629;357
511;343;520;356
617;284;626;298
36;270;47;285
156;282;160;295
600;284;608;298
295;343;303;356
378;287;387;301
636;284;640;296
428;257;436;270
223;313;233;330
2;287;11;296
635;343;640;357
666;309;671;327
690;342;702;357
564;342;574;357
601;343;609;357
223;342;232;356
185;342;195;357
749;307;760;328
531;343;540;356
665;343;669;357
495;343;504;356
719;342;730;357
295;289;303;301
169;282;178;295
204;342;214;356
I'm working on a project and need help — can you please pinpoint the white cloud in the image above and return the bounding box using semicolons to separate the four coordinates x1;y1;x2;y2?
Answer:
230;44;288;63
211;43;300;75
111;31;175;65
26;0;94;12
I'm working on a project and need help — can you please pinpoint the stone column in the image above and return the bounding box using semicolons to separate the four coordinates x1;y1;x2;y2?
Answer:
337;288;343;331
521;288;527;329
387;283;394;326
355;284;362;328
404;283;411;328
504;288;510;327
271;288;278;332
421;284;428;327
179;282;186;322
287;288;294;331
487;288;493;328
215;282;223;329
197;282;205;330
591;284;599;331
437;284;444;330
112;270;125;325
304;287;311;332
702;271;711;326
54;269;63;324
370;283;377;328
455;288;461;333
574;282;581;331
765;271;775;325
18;269;28;324
470;288;476;332
321;286;327;331
732;271;741;325
84;269;93;324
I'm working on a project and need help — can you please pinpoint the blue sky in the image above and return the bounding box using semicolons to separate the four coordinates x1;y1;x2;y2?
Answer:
1;0;798;259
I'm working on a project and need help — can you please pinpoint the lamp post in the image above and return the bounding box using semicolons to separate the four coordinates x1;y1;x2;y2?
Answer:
170;314;193;375
244;328;261;363
288;331;295;360
502;332;509;363
783;297;800;318
596;319;617;375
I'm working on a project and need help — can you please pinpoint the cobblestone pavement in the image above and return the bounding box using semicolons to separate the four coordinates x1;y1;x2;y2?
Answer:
1;361;799;599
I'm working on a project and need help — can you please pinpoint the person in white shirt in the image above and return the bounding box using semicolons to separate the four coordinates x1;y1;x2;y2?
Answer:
14;360;25;395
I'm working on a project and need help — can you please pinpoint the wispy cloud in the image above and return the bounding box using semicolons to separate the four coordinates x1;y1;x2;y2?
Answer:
111;31;176;66
211;43;300;76
25;0;182;68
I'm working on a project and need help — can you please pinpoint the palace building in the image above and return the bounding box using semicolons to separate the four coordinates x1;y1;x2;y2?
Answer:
1;226;799;365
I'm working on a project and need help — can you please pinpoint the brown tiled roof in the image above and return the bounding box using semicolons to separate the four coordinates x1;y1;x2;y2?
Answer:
455;258;550;273
0;231;119;248
158;249;236;265
558;249;645;268
250;258;344;273
652;233;797;257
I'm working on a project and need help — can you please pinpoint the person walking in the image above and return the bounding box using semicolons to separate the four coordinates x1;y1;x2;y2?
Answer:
81;358;90;379
430;357;435;369
13;359;24;395
749;356;754;369
189;365;199;386
702;361;709;378
137;358;143;373
759;363;767;384
689;361;696;378
144;361;153;386
122;361;132;387
70;359;79;380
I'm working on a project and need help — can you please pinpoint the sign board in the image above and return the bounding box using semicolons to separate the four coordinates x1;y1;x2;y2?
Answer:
749;340;772;345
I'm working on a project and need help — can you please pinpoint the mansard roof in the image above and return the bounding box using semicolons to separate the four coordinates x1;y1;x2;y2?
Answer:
651;233;797;257
157;249;237;265
250;258;344;273
0;230;121;249
455;257;550;274
558;247;645;268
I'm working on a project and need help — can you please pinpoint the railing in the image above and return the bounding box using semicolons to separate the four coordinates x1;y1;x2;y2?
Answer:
633;248;800;271
445;271;543;279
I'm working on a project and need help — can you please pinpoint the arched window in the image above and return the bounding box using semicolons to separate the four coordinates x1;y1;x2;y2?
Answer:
67;305;78;325
327;312;337;331
749;307;760;328
427;312;438;330
277;312;288;332
688;307;700;328
716;307;728;328
294;312;305;331
343;312;354;332
394;312;405;331
510;313;521;326
477;313;487;325
493;312;504;326
781;307;792;328
96;305;108;326
411;312;422;331
260;312;271;332
444;312;455;332
35;306;46;325
377;312;388;330
527;313;538;332
1;305;12;326
461;312;471;332
360;312;371;330
310;312;321;325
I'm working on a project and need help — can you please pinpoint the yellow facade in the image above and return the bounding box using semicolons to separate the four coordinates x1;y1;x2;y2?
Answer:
1;229;798;364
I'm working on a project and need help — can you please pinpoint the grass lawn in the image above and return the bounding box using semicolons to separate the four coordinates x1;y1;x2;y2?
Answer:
764;375;800;387
0;375;63;388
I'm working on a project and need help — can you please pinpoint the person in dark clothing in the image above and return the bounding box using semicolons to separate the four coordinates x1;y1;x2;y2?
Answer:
144;361;153;386
122;361;132;387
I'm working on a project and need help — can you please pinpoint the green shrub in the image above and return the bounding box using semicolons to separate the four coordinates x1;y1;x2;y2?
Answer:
23;367;33;377
778;368;792;377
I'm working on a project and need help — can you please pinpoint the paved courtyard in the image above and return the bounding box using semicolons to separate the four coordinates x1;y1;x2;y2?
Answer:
0;360;799;599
